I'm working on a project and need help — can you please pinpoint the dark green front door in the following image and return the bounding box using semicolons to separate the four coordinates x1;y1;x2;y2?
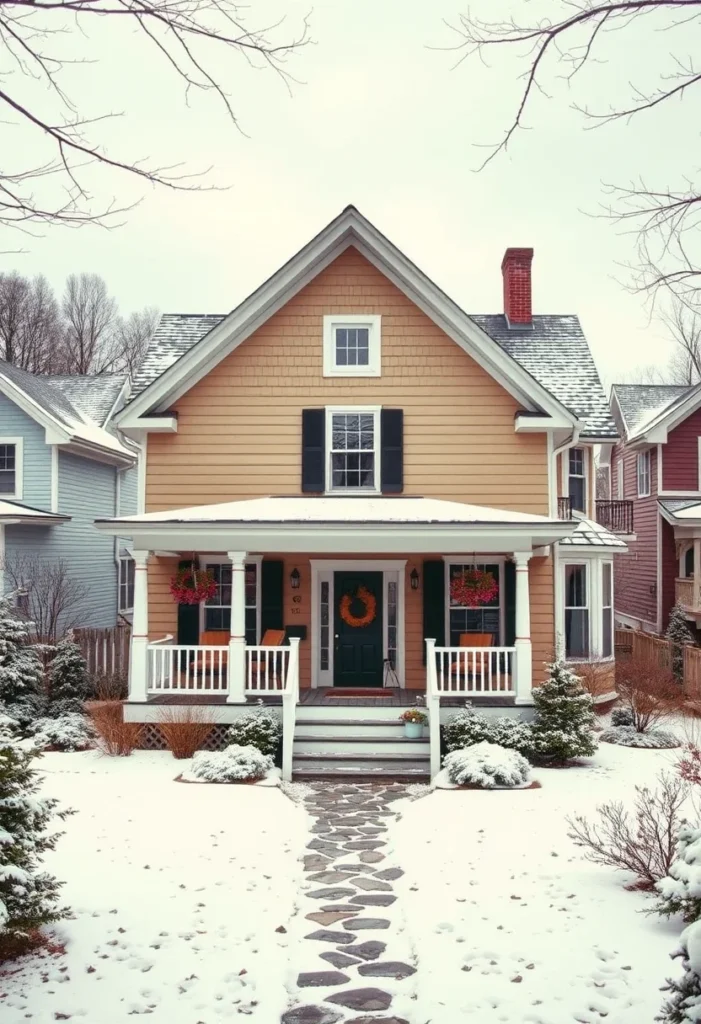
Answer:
333;571;383;687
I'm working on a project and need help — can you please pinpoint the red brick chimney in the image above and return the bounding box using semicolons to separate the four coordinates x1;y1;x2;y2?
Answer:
501;247;533;326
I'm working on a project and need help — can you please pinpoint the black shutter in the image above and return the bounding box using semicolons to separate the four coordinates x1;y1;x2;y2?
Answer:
422;559;445;664
380;409;403;494
177;558;200;645
302;409;325;493
504;560;516;646
261;559;284;641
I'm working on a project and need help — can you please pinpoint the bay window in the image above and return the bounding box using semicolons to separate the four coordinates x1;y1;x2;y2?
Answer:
562;559;615;661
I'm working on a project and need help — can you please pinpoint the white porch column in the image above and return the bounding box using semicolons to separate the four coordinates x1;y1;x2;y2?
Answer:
513;551;533;705
227;550;248;705
128;549;150;703
694;539;701;610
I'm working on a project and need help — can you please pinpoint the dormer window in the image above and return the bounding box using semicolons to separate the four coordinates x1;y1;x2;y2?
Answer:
323;315;381;377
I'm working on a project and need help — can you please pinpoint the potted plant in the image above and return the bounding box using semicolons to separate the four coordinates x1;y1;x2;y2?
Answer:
400;708;428;738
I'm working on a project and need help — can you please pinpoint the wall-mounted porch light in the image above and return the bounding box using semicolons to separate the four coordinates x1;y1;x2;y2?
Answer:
290;568;301;590
410;568;420;591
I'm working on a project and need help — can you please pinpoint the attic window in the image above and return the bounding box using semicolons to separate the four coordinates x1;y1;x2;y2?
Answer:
323;315;381;378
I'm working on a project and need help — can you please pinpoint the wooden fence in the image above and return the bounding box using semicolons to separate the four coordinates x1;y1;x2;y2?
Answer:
615;627;701;695
74;625;131;682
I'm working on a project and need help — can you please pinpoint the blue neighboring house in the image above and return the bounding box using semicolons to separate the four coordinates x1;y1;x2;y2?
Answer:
0;360;139;629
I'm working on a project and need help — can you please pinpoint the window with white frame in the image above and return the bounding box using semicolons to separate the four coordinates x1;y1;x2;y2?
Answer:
327;409;379;492
203;561;259;644
602;562;613;658
0;438;22;498
447;562;502;646
564;564;589;658
616;457;624;499
568;447;586;513
118;552;135;613
637;450;651;497
323;315;381;377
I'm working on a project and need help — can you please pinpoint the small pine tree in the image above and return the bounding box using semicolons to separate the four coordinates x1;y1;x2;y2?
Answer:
655;825;701;923
49;632;88;704
0;734;71;954
0;594;43;707
530;661;597;763
658;922;701;1023
666;603;695;682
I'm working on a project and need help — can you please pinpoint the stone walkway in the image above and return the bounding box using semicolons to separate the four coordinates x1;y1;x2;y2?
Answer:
281;781;417;1024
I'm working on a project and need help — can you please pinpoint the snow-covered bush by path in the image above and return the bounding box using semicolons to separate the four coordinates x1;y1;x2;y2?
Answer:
226;706;282;757
188;744;273;783
33;713;94;752
655;826;701;923
0;596;44;713
443;707;534;757
601;725;680;749
666;603;695;683
658;920;701;1022
49;632;89;704
0;733;71;955
443;741;531;789
611;706;635;728
530;660;597;763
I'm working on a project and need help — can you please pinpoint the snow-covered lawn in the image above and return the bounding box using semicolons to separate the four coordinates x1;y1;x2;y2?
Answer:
394;741;684;1024
0;750;308;1024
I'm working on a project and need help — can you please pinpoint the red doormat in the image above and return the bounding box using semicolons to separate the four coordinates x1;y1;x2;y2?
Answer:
324;688;393;698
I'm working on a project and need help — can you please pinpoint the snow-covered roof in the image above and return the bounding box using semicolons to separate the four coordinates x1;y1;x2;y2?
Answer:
0;499;70;524
131;311;616;440
659;499;701;523
557;515;627;549
612;383;693;439
102;495;564;527
0;361;134;462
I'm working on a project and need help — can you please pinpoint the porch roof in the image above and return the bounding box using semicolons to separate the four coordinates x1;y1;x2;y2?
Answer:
0;499;70;525
95;495;577;554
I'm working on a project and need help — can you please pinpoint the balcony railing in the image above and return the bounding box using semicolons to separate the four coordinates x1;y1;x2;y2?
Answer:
557;496;573;520
595;500;634;535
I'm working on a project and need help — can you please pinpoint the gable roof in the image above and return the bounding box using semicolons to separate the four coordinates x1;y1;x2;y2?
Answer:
0;361;134;462
117;206;608;436
611;383;693;439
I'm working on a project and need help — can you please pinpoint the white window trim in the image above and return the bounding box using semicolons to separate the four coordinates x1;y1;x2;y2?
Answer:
322;314;381;378
557;556;615;662
118;554;135;614
198;554;263;642
310;559;406;689
0;437;23;501
563;561;590;661
324;405;382;495
697;436;701;491
637;450;651;497
443;557;505;647
566;446;587;514
616;456;624;500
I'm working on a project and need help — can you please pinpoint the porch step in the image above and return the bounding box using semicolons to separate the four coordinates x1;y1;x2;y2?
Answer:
293;750;428;763
294;735;427;755
294;718;409;738
293;763;429;779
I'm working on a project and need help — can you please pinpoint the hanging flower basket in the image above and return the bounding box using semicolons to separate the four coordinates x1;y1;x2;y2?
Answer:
170;566;218;605
450;569;498;608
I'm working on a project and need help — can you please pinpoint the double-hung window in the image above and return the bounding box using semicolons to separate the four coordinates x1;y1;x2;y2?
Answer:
447;562;502;647
203;561;260;644
0;438;23;499
118;551;135;613
564;564;589;658
323;315;381;377
637;450;651;497
327;408;380;492
616;457;624;499
568;447;586;513
602;562;613;658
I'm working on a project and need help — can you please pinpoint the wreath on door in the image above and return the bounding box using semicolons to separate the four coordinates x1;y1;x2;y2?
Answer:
340;585;377;628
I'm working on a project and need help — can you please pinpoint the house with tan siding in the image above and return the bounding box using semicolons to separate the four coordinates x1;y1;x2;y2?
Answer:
95;207;625;778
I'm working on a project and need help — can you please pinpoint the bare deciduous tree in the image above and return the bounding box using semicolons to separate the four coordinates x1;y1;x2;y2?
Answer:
3;554;89;644
61;274;117;374
660;299;701;384
111;308;160;377
449;2;701;300
0;272;63;371
0;0;310;233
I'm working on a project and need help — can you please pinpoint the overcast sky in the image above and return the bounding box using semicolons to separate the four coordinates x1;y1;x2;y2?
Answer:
5;0;694;389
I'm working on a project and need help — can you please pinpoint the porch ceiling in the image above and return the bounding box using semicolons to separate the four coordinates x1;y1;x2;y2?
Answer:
95;495;577;554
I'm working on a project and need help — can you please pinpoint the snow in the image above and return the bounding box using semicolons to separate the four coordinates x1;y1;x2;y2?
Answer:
1;751;308;1023
392;740;683;1024
182;745;274;783
443;741;532;788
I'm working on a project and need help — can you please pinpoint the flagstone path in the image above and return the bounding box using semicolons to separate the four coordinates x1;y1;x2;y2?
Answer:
281;781;417;1024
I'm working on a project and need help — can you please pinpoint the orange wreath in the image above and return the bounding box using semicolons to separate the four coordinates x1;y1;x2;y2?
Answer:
340;585;377;628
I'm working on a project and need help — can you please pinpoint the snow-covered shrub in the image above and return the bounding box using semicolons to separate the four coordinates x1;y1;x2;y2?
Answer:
611;706;635;728
568;772;687;888
443;741;531;789
600;725;679;749
0;595;44;709
47;697;86;719
33;713;93;752
0;732;71;956
655;826;701;923
658;920;701;1022
443;708;534;757
49;632;89;703
531;660;597;763
2;693;48;734
666;603;695;683
227;706;282;757
188;744;273;783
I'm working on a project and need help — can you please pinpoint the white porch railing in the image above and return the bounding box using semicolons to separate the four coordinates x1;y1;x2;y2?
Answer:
147;643;296;696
